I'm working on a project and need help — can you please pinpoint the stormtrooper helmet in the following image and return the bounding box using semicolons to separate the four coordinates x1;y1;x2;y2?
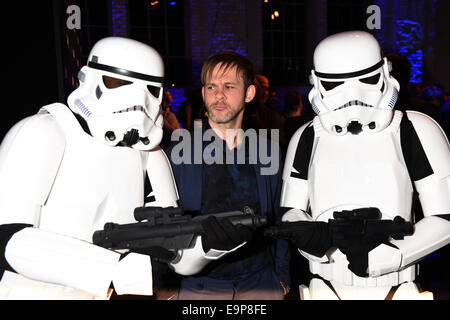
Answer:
308;31;400;135
67;37;165;150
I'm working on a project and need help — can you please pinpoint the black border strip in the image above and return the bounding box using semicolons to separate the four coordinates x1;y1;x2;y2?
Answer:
314;60;384;79
88;61;164;83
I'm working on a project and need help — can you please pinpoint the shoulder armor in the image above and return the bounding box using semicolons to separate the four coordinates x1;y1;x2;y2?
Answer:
0;111;66;225
283;120;314;181
280;120;314;211
406;111;450;179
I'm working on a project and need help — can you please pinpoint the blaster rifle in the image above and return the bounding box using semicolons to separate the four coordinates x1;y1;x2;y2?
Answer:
264;207;414;276
265;207;413;241
329;207;414;242
329;207;414;276
92;206;266;251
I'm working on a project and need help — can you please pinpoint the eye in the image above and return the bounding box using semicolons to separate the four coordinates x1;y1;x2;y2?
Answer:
103;76;132;89
359;73;381;85
321;80;344;91
147;85;161;98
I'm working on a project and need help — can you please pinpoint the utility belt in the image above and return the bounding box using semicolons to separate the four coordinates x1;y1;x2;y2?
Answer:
309;256;416;288
310;273;402;300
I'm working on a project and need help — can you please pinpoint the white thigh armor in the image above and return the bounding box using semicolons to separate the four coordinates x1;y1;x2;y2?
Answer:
0;104;178;299
281;111;450;299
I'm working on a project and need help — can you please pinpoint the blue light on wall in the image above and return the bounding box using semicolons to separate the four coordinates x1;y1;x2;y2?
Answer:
208;1;247;56
111;0;127;37
395;19;424;83
209;33;248;57
167;88;187;113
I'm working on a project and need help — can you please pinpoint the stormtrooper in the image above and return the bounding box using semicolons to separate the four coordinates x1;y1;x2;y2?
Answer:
0;36;252;300
275;31;450;299
0;37;181;299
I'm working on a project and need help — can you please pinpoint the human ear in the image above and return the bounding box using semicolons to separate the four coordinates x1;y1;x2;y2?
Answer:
245;84;256;103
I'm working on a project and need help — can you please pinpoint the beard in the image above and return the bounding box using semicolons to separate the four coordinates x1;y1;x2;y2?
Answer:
206;101;245;125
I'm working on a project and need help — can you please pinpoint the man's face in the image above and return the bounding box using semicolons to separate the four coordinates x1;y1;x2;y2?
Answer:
202;63;254;126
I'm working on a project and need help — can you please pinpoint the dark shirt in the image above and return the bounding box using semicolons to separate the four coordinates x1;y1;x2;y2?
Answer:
199;140;272;279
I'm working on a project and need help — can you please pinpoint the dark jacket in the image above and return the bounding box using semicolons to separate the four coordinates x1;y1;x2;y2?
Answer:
164;120;291;287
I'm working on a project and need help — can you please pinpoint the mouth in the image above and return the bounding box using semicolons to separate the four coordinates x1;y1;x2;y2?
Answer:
334;100;374;111
212;104;228;111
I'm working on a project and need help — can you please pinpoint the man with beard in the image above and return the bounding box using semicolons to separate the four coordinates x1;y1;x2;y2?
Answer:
165;51;291;300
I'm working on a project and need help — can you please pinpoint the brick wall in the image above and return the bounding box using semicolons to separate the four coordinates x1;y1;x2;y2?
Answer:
111;0;128;37
190;0;255;85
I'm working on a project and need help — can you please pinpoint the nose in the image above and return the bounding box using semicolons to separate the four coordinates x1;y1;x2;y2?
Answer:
214;86;225;100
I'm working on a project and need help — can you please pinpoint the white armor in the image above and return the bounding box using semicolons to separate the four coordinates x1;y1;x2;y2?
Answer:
0;37;179;299
282;31;450;300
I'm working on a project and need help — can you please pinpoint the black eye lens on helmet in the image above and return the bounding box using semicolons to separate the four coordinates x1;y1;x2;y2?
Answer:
321;80;344;91
147;85;161;98
359;73;381;85
103;76;132;89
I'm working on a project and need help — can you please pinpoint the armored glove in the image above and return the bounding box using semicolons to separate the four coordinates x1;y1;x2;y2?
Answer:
200;215;253;252
265;221;332;258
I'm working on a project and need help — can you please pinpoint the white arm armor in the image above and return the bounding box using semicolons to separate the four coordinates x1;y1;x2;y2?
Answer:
280;122;311;213
0;112;153;298
389;112;450;268
170;235;246;276
369;112;450;276
279;122;329;263
144;148;179;208
5;227;153;297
